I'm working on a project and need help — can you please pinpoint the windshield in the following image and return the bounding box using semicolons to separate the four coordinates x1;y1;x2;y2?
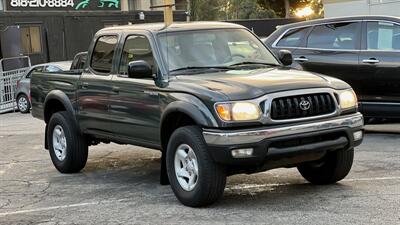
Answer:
158;28;280;74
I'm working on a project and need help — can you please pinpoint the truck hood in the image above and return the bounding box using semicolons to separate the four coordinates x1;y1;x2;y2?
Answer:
173;67;350;101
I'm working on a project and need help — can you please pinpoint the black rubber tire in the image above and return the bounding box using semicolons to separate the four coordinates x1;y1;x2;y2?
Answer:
17;94;30;113
47;111;88;173
166;126;226;207
298;148;354;185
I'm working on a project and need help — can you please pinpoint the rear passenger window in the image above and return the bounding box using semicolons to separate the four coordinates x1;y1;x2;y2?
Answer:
367;21;400;50
276;27;309;47
307;22;360;50
91;35;118;73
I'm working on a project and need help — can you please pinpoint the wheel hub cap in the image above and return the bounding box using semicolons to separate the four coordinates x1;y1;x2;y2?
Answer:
18;97;28;111
52;125;67;161
174;144;199;191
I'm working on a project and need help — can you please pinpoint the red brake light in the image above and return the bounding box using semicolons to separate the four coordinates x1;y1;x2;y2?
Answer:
16;80;20;88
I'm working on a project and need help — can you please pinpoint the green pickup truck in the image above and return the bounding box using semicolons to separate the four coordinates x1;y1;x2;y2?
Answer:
31;22;364;207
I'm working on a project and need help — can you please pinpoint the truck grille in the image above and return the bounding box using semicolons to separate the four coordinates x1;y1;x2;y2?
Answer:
270;93;336;120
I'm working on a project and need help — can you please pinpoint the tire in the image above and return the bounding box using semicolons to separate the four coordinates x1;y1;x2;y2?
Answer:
17;94;30;113
47;111;88;173
166;126;226;207
297;148;354;185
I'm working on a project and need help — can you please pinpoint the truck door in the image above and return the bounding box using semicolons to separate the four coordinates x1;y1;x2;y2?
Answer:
109;34;161;146
77;35;118;135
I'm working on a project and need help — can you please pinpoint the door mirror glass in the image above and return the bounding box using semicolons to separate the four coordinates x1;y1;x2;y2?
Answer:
278;50;293;66
128;60;153;79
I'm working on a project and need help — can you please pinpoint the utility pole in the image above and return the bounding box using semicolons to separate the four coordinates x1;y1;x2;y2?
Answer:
186;0;191;22
150;0;174;27
164;0;174;26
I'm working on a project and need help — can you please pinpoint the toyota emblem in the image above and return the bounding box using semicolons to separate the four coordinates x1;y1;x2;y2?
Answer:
299;100;311;111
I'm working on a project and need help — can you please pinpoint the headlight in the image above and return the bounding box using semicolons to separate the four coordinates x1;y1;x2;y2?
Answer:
339;89;357;110
215;102;262;121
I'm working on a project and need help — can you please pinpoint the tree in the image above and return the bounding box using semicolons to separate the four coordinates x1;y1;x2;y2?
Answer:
190;0;277;21
221;0;276;20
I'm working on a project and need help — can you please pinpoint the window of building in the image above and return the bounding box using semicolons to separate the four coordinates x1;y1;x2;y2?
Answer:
119;35;155;77
307;22;360;50
276;27;310;47
20;26;42;54
369;0;400;5
91;35;118;74
367;21;400;50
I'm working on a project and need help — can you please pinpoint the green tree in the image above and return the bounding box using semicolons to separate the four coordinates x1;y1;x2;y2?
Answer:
222;0;276;20
190;0;221;21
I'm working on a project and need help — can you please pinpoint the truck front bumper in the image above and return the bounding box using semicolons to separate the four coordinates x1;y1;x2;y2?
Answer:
202;113;364;166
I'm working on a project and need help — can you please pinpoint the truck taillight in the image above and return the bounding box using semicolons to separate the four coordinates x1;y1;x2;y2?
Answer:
16;80;20;88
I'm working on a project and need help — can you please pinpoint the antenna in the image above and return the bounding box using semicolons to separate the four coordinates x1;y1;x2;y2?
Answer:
150;0;174;27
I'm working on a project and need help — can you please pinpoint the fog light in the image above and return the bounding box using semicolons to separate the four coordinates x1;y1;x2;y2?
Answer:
353;131;363;141
231;148;253;158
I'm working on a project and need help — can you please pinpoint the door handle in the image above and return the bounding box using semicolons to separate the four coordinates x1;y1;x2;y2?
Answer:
362;58;380;64
293;56;309;62
81;82;89;89
112;86;120;93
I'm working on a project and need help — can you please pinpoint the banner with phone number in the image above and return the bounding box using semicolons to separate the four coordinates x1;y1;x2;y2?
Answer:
6;0;121;10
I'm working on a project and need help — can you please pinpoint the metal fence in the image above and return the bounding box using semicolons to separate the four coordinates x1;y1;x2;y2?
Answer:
0;57;31;114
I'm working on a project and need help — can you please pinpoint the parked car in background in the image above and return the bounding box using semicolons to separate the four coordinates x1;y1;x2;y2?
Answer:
265;16;400;120
15;61;72;113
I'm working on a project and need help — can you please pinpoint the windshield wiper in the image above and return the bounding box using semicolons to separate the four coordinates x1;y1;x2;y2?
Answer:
170;66;232;73
228;61;278;67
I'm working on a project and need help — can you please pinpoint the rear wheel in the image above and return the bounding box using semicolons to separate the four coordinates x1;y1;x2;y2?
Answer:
166;126;226;207
17;94;30;113
298;148;354;185
47;111;88;173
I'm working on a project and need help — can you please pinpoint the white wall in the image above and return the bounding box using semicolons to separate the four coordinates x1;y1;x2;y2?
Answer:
323;0;400;18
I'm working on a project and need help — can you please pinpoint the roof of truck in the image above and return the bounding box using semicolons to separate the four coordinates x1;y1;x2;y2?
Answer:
101;21;246;33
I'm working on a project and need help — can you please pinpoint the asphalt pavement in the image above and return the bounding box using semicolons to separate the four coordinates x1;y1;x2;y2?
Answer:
0;113;399;225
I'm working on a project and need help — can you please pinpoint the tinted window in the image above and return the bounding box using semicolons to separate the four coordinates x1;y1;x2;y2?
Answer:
91;36;118;73
367;21;400;50
45;65;62;72
26;66;43;78
119;35;155;76
276;27;309;47
307;22;359;50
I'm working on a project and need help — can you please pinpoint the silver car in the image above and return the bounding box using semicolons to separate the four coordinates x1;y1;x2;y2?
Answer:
15;61;72;113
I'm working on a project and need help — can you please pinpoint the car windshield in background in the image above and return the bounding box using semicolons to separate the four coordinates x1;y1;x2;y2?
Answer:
158;29;279;74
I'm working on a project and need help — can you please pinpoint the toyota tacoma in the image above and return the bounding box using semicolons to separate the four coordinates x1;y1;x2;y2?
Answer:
31;22;364;207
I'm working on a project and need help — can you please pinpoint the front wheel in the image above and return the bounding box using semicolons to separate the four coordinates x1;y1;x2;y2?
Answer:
47;111;88;173
166;126;226;207
17;94;30;113
298;148;354;185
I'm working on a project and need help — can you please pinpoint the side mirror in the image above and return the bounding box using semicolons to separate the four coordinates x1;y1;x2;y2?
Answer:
128;60;152;79
278;50;293;66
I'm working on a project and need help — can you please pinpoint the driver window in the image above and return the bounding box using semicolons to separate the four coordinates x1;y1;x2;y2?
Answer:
119;35;155;76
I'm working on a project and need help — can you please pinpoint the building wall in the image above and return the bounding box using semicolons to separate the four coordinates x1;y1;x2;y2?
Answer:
323;0;400;17
0;11;186;64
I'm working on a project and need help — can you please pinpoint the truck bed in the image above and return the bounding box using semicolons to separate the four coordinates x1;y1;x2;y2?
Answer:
30;71;81;121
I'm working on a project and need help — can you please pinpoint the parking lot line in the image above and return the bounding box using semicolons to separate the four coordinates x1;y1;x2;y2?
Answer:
0;199;130;217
